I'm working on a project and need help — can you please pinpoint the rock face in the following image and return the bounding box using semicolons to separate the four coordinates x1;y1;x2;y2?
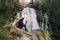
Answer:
11;30;42;40
19;0;30;6
4;25;51;40
10;26;41;40
19;0;47;6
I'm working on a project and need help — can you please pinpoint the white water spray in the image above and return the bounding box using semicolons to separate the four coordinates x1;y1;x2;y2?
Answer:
12;7;40;31
21;7;40;31
12;12;21;26
40;12;48;30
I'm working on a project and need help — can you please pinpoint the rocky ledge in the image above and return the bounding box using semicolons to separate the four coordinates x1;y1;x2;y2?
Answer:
4;25;51;40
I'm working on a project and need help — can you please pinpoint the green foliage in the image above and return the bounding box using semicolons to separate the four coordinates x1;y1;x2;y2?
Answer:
0;28;12;40
30;3;41;10
47;0;60;38
0;24;15;40
0;0;24;27
35;29;46;40
0;8;14;27
0;0;24;39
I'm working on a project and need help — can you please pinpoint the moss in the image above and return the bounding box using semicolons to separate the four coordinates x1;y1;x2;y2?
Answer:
0;0;24;27
0;28;12;40
35;29;46;40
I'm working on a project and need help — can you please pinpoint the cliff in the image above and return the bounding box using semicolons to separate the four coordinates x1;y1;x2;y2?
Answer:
3;25;51;40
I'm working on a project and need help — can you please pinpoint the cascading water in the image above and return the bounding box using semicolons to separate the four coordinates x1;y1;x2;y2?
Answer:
12;7;49;31
21;7;40;31
12;12;21;26
40;11;48;30
12;7;40;31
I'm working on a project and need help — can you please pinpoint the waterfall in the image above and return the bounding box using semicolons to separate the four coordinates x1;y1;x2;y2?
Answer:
40;12;48;30
21;7;40;31
12;12;21;26
12;7;40;31
12;7;49;31
22;7;39;31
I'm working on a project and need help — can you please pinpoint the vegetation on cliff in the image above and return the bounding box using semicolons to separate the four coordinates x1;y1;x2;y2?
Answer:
47;0;60;39
0;0;23;40
0;0;60;40
0;0;23;27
